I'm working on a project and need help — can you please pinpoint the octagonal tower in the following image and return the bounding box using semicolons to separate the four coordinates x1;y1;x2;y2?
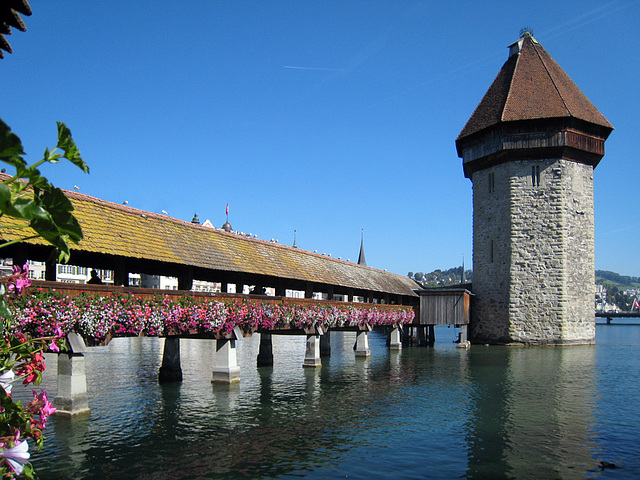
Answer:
456;31;613;345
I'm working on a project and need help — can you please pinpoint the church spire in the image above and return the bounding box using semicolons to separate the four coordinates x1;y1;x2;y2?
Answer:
357;230;367;266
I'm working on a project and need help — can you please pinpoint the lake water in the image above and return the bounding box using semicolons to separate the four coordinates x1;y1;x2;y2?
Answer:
14;325;640;479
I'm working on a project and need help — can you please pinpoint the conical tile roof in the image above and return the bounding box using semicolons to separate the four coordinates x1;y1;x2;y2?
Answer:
457;33;612;140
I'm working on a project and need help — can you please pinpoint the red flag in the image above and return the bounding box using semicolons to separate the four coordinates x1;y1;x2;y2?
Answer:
634;298;640;311
225;203;229;216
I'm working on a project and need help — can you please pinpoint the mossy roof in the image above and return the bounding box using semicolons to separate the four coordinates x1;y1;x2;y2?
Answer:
1;185;418;297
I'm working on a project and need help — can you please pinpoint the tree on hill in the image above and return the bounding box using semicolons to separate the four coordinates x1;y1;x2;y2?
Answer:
408;267;472;287
596;270;633;286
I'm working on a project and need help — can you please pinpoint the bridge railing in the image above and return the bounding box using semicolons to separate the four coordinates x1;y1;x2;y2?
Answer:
26;280;412;309
9;280;416;345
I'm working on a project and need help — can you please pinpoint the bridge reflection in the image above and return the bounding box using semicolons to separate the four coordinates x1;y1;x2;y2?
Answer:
37;280;410;414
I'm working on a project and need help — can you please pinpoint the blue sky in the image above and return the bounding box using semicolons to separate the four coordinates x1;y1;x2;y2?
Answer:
2;1;638;277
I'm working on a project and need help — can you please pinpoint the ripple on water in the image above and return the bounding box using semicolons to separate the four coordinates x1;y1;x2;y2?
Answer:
12;328;640;479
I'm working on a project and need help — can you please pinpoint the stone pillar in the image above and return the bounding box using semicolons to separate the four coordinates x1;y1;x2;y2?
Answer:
389;327;402;350
54;353;90;416
159;336;183;382
354;330;371;357
303;334;321;368
212;339;240;383
257;333;274;367
457;325;470;349
320;331;331;357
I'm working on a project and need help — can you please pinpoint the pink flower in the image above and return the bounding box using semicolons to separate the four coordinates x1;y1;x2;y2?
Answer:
6;263;32;295
48;327;63;352
33;390;56;422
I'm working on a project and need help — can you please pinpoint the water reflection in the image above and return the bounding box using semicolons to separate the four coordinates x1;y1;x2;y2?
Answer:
465;346;598;480
13;327;639;479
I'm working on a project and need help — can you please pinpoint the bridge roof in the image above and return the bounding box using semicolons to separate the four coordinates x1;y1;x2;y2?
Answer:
1;183;418;297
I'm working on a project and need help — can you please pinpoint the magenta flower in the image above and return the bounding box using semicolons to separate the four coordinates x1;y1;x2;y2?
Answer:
7;263;32;296
34;390;56;421
48;327;63;352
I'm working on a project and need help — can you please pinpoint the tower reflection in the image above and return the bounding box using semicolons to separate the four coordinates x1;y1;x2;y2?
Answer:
465;346;598;479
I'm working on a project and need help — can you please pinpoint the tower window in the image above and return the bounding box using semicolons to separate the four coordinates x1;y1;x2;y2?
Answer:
488;172;495;193
531;165;541;187
490;239;494;263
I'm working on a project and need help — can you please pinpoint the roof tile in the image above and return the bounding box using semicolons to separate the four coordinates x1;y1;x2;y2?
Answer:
458;34;612;140
0;183;418;297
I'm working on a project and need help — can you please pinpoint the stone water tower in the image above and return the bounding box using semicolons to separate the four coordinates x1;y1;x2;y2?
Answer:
456;30;613;344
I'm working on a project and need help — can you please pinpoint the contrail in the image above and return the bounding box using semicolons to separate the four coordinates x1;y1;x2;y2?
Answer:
283;65;351;72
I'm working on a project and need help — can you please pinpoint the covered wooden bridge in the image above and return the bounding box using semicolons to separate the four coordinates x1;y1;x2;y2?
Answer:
1;183;424;414
0;183;419;307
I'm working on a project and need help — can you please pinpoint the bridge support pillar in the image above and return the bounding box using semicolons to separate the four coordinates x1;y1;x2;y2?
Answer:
320;331;331;357
212;339;240;384
159;336;183;382
257;333;274;367
389;327;402;350
54;353;90;416
428;325;435;346
401;325;412;345
456;325;470;349
355;327;371;357
417;326;426;346
303;334;322;367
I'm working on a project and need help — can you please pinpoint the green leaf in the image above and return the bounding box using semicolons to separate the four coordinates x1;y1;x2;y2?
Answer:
23;165;49;190
40;187;83;243
12;196;48;221
0;181;12;211
57;122;89;173
0;118;27;172
47;152;63;163
0;296;9;327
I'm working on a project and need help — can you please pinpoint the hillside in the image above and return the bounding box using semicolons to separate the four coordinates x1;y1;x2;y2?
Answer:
596;270;640;290
408;267;472;287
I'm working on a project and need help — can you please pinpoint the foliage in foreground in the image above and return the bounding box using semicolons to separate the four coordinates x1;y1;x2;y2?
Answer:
0;118;88;478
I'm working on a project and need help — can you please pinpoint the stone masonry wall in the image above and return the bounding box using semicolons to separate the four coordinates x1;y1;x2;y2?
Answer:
561;161;596;342
471;158;595;344
471;164;512;343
